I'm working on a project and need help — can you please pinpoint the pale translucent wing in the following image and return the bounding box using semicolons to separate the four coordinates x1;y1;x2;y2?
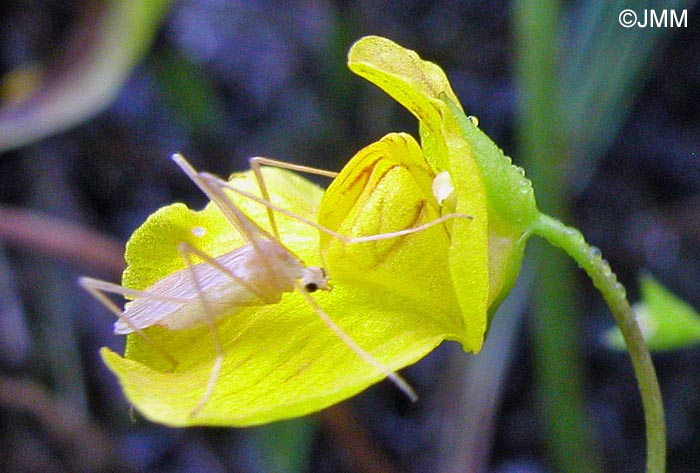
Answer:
115;242;300;333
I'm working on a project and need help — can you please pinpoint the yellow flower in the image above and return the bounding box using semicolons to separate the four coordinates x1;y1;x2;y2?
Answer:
100;36;538;427
347;36;539;313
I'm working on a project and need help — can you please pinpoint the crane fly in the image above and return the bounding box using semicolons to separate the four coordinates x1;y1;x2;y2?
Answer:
81;154;471;417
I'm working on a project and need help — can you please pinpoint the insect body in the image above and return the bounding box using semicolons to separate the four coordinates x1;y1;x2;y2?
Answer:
110;239;328;334
81;152;472;418
80;155;339;416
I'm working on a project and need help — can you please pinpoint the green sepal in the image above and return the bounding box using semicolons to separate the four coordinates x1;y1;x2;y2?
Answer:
348;36;538;323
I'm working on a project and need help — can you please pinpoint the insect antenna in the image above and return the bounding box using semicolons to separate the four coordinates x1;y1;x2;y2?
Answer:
248;156;338;240
199;171;472;244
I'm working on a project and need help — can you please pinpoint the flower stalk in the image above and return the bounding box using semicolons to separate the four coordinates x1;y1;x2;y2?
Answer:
532;213;666;473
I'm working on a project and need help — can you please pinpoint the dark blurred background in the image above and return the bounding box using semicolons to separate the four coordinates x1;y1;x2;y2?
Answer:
0;1;699;472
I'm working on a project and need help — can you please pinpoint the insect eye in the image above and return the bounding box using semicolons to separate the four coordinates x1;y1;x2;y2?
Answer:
304;282;319;293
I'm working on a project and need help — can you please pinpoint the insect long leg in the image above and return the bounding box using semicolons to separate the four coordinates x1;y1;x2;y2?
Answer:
176;155;470;401
294;281;418;401
249;156;338;240
192;172;429;400
78;277;179;369
177;242;224;418
172;154;270;243
200;172;472;245
172;154;289;292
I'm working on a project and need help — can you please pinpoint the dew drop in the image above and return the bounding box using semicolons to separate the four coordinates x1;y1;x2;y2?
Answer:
468;115;480;127
192;226;206;237
614;282;627;298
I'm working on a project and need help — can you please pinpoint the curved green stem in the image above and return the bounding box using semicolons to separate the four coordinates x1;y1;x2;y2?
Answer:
531;213;666;473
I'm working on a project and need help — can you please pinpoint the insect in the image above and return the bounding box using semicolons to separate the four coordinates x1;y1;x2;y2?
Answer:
80;153;470;417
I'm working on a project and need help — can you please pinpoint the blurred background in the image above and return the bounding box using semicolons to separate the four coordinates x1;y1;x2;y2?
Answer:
0;1;699;472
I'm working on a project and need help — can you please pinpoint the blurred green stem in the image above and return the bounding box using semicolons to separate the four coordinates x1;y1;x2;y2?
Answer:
514;0;602;471
525;242;600;473
532;214;666;473
515;0;667;471
251;417;317;472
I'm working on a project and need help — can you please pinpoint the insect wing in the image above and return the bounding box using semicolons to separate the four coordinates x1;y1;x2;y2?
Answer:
115;243;277;334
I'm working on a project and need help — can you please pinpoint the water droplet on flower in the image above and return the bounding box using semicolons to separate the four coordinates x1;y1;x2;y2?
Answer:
468;115;479;127
192;226;206;237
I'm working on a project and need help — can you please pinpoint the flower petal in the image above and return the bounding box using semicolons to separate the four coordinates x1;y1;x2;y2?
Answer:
348;35;461;170
349;36;538;314
318;132;487;351
104;164;453;426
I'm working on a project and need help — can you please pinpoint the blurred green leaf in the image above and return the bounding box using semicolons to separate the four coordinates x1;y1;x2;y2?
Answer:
560;0;695;183
153;48;227;135
606;274;700;351
516;1;692;470
514;0;603;470
0;0;171;152
252;417;318;472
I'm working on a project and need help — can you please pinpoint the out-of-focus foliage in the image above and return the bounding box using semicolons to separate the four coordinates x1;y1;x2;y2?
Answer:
0;1;699;472
0;0;171;152
606;274;700;351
